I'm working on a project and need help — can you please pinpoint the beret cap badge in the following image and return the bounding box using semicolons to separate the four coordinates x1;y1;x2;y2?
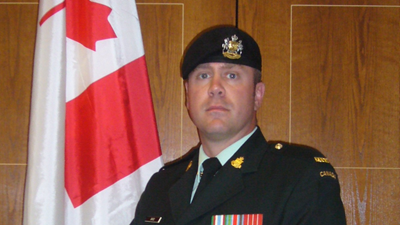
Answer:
222;35;243;59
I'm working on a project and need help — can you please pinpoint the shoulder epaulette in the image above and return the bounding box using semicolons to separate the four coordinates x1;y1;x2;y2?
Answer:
160;148;197;171
267;141;328;163
268;141;338;180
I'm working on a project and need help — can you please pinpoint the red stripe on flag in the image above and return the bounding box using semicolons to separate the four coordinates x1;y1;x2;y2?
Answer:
65;56;161;207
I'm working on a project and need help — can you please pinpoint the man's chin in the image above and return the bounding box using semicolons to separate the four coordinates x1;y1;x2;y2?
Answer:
199;125;231;138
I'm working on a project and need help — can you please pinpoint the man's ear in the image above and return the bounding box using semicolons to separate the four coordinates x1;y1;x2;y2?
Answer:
254;82;265;111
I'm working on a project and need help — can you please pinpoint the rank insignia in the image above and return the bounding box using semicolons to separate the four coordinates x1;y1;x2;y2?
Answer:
320;171;337;179
222;35;243;59
231;157;244;169
314;157;329;163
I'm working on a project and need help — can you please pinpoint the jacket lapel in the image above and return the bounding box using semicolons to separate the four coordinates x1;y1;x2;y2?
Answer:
168;152;199;222
177;164;244;225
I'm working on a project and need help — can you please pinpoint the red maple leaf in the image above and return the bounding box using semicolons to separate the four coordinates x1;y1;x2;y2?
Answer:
66;0;116;51
40;0;117;51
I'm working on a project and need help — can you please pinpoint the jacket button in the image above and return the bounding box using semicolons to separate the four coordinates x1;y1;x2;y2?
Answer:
275;143;283;150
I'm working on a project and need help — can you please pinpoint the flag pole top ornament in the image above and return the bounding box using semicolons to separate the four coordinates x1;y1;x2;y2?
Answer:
222;35;243;59
181;25;262;80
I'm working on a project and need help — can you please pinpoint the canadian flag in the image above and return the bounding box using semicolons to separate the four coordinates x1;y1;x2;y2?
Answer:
23;0;163;224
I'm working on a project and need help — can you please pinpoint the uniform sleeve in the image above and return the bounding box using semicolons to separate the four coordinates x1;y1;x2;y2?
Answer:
312;163;346;224
281;161;346;225
129;171;161;225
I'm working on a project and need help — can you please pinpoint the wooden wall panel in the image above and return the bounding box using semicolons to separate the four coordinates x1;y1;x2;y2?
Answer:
338;169;400;224
0;166;26;225
0;2;37;225
240;1;400;224
1;0;36;2
137;4;184;162
290;5;400;223
291;5;399;167
239;0;292;141
0;3;36;163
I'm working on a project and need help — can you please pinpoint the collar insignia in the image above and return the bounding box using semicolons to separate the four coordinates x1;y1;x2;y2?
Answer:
222;35;243;59
186;161;192;171
231;157;244;169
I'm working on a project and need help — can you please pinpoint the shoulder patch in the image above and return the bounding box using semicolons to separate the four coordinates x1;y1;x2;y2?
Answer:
320;171;337;179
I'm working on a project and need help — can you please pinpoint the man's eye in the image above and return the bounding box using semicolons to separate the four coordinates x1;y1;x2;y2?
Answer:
227;73;237;79
199;73;209;79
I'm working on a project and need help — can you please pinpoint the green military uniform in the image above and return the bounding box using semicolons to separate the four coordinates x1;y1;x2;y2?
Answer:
131;128;346;225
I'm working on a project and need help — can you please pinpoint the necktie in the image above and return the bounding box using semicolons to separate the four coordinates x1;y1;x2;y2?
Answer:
193;157;221;201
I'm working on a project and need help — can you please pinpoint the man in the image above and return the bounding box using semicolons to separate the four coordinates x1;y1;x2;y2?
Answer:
131;26;346;225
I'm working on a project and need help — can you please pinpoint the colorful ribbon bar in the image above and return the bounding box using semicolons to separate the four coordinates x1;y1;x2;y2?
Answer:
212;214;263;225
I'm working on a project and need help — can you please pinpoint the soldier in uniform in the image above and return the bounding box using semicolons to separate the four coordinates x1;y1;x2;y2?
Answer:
130;26;346;225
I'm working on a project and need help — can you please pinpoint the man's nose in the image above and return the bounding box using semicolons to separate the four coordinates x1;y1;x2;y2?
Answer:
208;76;225;97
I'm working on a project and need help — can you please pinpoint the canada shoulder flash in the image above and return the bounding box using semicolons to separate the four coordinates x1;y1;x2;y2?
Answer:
320;171;337;179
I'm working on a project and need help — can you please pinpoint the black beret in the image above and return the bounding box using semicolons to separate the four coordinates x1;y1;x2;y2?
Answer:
181;26;261;79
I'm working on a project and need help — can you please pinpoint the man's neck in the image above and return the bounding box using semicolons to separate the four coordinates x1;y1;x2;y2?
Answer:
199;126;257;157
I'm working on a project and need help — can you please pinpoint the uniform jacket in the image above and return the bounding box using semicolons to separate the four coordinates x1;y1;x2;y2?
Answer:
131;128;346;225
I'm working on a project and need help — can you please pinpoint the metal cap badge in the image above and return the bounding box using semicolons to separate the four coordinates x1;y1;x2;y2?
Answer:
222;35;243;59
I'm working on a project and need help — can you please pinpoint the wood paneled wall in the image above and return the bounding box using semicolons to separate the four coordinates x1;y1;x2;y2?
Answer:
1;0;399;224
239;1;400;224
1;1;37;224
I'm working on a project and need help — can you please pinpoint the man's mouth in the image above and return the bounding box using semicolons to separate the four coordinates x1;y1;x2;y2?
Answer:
206;105;229;112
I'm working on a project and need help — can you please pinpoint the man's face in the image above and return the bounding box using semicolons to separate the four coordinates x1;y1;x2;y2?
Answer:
185;62;265;142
